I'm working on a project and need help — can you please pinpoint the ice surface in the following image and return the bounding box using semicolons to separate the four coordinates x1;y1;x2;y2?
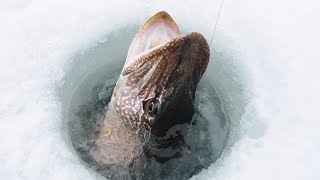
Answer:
0;0;319;180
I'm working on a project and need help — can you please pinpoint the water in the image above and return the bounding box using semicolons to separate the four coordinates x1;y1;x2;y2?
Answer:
63;29;228;179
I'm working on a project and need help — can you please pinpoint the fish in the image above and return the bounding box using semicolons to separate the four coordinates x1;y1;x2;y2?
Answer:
89;11;210;179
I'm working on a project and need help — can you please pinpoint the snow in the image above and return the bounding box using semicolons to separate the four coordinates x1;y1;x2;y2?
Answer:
0;0;319;179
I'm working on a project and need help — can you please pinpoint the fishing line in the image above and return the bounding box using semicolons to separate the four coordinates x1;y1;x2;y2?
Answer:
205;0;225;99
209;0;224;48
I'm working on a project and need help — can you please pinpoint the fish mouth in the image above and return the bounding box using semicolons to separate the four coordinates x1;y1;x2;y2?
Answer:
116;11;209;137
122;11;209;93
122;32;210;94
121;31;209;137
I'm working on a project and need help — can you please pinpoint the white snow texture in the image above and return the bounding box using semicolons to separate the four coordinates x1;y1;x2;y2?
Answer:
0;0;319;180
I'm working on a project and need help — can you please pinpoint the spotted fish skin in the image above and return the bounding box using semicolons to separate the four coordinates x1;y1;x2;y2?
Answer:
89;11;210;178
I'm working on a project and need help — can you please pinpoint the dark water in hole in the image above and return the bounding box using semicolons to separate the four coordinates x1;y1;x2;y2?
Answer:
62;27;229;179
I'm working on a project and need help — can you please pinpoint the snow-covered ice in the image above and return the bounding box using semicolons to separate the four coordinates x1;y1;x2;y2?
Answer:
0;0;319;179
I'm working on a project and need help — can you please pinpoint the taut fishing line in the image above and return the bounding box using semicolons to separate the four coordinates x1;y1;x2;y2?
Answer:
209;0;224;48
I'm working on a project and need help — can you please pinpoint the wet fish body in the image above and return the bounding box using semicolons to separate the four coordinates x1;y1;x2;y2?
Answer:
89;11;210;179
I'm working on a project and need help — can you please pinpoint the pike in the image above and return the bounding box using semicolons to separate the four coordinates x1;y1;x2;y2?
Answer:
89;11;210;178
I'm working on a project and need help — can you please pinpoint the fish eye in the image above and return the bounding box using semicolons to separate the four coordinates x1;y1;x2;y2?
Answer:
144;99;160;117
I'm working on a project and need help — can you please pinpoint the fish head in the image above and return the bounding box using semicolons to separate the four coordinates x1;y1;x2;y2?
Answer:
112;11;210;137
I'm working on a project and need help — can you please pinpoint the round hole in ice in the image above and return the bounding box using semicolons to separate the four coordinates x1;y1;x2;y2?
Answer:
59;26;237;179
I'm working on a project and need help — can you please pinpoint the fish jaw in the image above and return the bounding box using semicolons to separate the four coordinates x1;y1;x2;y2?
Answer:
112;31;209;137
108;11;209;137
